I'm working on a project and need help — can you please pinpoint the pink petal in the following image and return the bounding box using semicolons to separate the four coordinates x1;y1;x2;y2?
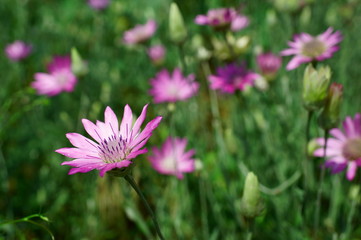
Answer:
286;56;312;70
120;105;133;138
104;106;119;133
346;162;358;180
195;15;208;25
55;147;98;159
131;104;148;138
82;119;102;143
65;133;98;151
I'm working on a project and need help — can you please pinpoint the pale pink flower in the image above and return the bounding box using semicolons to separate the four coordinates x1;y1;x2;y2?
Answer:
148;137;195;179
281;28;342;70
314;113;361;180
88;0;109;10
256;52;282;77
195;8;249;31
31;56;77;96
147;45;166;64
56;105;162;177
209;63;259;94
149;68;199;103
5;41;32;61
123;20;157;45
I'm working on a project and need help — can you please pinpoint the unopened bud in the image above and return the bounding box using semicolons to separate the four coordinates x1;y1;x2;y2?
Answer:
71;47;88;77
319;83;343;130
169;3;187;44
240;172;264;218
302;64;331;111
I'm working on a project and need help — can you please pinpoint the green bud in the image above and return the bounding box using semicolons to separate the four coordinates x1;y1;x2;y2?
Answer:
240;172;264;218
307;138;320;157
319;83;343;130
302;64;331;111
71;47;88;77
169;3;187;44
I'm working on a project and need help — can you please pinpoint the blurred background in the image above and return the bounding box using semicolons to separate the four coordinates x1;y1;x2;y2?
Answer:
1;0;361;239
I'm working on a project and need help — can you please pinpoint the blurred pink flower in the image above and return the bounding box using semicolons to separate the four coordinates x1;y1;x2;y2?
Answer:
5;41;32;61
31;56;77;96
149;68;199;103
256;52;282;77
56;105;162;177
148;137;195;179
195;8;249;31
281;28;342;70
88;0;109;10
123;20;157;45
314;113;361;180
147;45;166;64
209;63;259;94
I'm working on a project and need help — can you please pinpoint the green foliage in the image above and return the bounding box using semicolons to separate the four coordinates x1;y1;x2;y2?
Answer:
1;0;361;239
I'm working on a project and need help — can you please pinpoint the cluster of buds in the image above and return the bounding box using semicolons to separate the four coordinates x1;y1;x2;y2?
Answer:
302;64;343;130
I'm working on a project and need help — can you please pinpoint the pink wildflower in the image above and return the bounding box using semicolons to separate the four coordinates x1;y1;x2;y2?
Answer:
5;41;32;61
208;63;259;94
123;20;157;45
56;105;162;177
314;114;361;180
149;68;199;103
281;28;342;70
31;56;77;96
148;137;195;179
195;8;249;31
256;52;282;77
147;45;166;65
88;0;109;10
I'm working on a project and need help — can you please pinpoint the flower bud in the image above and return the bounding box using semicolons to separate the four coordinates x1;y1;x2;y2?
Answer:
302;64;331;111
319;83;343;130
169;3;187;44
71;47;88;77
240;172;264;218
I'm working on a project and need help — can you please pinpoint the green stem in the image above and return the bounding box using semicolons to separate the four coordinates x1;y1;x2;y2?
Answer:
124;175;165;240
177;44;188;73
342;194;357;240
314;129;329;233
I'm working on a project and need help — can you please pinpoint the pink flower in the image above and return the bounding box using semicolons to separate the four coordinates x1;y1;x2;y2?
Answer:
31;56;77;96
56;105;162;177
256;52;282;77
148;137;195;179
149;68;199;103
281;28;342;70
123;20;157;45
195;8;249;31
5;41;32;61
209;63;259;94
88;0;109;10
147;45;166;64
314;113;361;180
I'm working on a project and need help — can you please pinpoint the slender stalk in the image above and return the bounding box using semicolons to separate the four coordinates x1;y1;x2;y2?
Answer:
177;44;188;74
124;175;165;240
342;195;357;240
314;129;329;233
303;110;314;186
245;218;253;240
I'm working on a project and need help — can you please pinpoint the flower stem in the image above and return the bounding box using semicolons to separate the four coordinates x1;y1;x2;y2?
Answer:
314;129;329;234
342;193;358;240
303;110;314;187
124;175;165;240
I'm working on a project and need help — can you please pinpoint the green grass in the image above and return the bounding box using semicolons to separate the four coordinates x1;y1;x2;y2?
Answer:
1;0;361;239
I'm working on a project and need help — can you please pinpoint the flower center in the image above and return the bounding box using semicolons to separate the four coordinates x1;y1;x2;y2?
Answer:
98;134;127;163
342;138;361;161
301;39;326;58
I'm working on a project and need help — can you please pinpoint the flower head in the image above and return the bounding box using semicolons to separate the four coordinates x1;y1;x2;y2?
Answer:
5;41;32;61
123;20;157;45
149;68;199;103
88;0;109;10
31;56;77;96
148;137;195;179
56;105;162;177
208;63;259;94
147;45;166;65
314;113;361;180
195;8;249;32
281;28;342;70
256;52;282;78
